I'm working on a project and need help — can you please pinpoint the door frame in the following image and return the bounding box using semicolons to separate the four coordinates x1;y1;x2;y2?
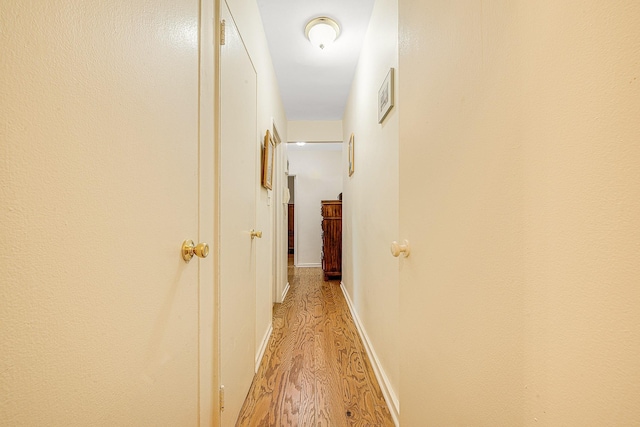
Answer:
199;0;219;425
215;1;260;422
271;120;286;304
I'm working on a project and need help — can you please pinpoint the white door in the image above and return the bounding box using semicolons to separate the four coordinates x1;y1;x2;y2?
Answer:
219;2;258;424
397;2;521;422
399;2;640;425
0;1;212;425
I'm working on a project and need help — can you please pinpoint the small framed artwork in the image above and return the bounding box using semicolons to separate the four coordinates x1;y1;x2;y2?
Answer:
262;129;274;190
378;68;395;123
348;133;355;177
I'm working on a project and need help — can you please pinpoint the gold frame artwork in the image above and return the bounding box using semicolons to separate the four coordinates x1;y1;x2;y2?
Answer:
348;133;355;177
262;129;275;190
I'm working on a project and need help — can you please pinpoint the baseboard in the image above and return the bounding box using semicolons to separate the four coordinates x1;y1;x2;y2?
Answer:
281;281;290;302
255;323;273;373
340;282;399;426
295;263;322;268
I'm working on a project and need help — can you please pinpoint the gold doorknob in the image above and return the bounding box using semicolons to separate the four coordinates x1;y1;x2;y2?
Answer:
182;239;210;263
250;229;262;239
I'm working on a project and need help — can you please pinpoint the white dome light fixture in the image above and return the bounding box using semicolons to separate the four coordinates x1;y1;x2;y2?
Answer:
305;17;340;50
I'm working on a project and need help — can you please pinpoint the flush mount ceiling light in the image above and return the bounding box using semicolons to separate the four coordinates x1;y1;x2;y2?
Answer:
305;17;340;50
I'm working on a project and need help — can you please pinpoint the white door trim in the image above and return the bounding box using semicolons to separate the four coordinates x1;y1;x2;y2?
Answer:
198;0;218;425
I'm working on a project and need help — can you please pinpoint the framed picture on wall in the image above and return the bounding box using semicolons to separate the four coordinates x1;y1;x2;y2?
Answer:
262;129;274;190
378;68;395;123
348;133;355;177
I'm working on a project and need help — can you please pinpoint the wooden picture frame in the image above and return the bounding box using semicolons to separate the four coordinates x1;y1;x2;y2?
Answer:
378;68;395;123
348;133;355;177
262;129;274;190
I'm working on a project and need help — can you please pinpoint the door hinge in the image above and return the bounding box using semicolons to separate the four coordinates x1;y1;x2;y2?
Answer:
219;385;225;411
220;20;226;46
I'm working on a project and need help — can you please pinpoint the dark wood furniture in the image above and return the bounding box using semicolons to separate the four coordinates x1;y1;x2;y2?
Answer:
321;200;342;281
288;204;295;253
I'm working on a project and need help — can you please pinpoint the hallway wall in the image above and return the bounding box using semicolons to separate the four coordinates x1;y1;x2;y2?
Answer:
341;0;399;420
288;120;343;142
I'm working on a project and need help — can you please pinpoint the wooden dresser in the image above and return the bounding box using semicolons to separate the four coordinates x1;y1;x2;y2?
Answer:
321;200;342;281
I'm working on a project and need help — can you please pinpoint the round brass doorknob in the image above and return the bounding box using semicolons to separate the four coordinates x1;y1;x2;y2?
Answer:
194;242;209;258
182;240;210;263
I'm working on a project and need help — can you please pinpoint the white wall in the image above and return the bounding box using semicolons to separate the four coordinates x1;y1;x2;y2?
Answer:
341;0;399;421
288;145;343;267
399;0;640;425
288;120;343;142
226;0;287;360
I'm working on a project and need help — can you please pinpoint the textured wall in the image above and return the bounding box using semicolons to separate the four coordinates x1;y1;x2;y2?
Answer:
399;1;640;425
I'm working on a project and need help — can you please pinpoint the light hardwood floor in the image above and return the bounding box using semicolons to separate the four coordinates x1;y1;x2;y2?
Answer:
236;265;394;426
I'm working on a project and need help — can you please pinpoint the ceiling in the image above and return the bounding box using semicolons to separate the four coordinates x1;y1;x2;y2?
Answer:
256;0;375;121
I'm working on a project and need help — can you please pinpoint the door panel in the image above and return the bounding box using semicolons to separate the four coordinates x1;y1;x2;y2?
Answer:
398;2;523;423
198;0;217;424
219;2;258;425
399;2;640;425
0;1;204;425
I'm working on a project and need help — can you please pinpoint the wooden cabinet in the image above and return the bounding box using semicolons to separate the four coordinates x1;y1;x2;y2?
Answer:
321;200;342;281
288;204;294;253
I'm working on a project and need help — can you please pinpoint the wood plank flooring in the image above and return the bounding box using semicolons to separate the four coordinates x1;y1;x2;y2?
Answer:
236;265;394;426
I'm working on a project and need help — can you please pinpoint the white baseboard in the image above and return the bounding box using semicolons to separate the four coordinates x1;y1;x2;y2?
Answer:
295;263;321;268
340;282;399;426
281;282;290;302
255;323;273;373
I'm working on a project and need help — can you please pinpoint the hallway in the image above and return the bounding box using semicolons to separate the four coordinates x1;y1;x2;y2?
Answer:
236;264;394;426
3;1;640;425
